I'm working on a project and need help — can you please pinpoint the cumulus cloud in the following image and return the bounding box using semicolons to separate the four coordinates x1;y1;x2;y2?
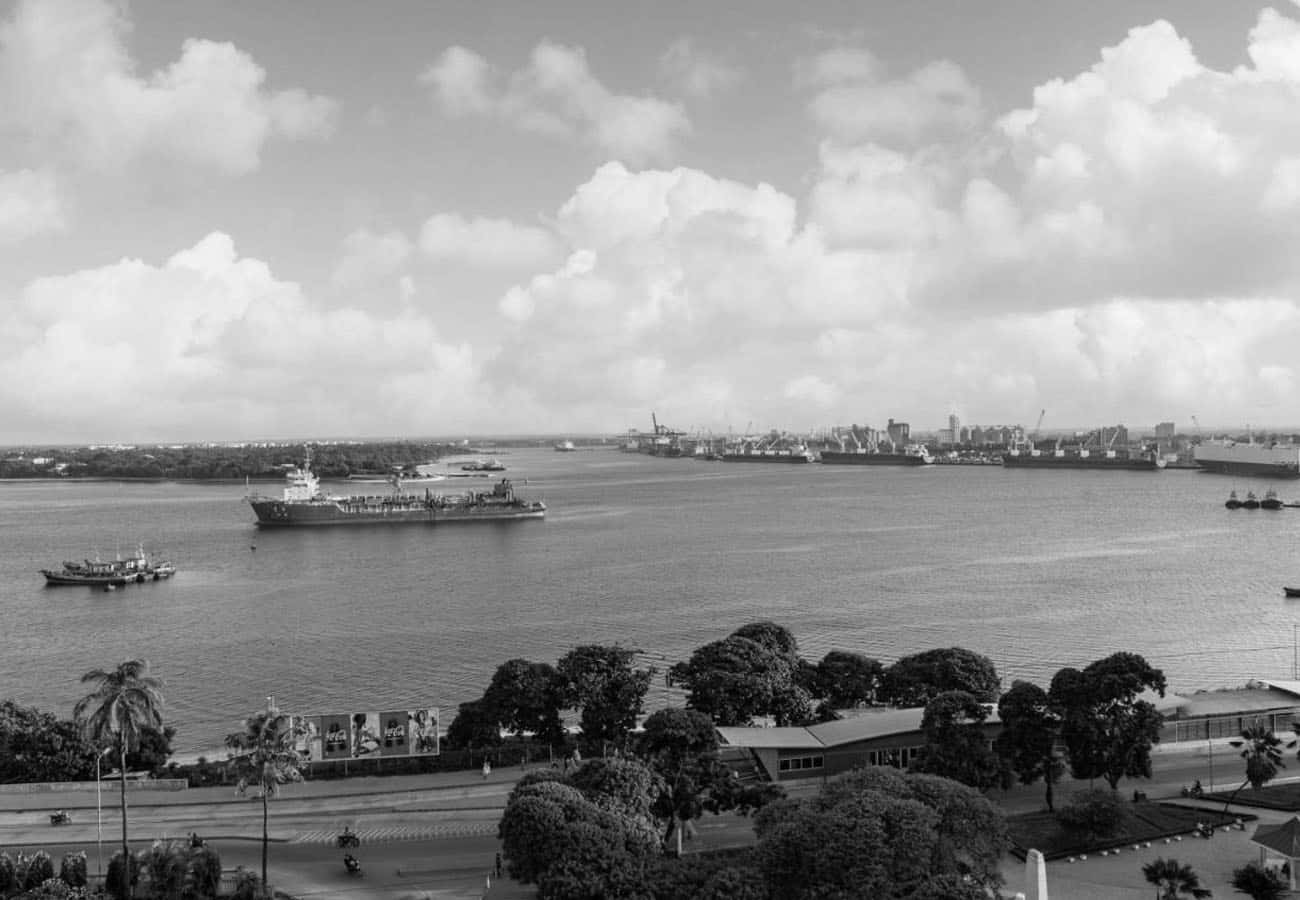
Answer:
0;233;490;441
0;167;64;241
658;38;742;99
420;41;690;164
0;0;338;173
330;228;413;287
418;213;561;268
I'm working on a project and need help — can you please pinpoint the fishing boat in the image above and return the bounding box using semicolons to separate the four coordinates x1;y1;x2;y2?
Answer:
41;545;176;587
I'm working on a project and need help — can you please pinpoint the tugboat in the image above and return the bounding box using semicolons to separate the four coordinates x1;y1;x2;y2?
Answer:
1262;489;1284;510
1243;491;1261;509
1225;491;1242;509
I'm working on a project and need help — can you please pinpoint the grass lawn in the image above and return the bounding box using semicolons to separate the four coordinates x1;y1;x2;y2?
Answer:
1006;802;1251;861
1202;781;1300;811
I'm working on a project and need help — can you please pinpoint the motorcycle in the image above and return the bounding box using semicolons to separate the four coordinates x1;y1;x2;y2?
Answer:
343;854;361;876
336;828;360;849
49;811;70;826
1181;780;1205;799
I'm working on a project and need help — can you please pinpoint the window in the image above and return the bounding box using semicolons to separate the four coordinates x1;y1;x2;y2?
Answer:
778;754;824;772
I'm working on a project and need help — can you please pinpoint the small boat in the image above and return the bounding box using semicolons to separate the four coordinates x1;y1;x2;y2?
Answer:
1262;489;1284;510
41;545;176;586
1225;491;1242;509
1243;491;1261;509
461;459;506;472
1285;587;1300;598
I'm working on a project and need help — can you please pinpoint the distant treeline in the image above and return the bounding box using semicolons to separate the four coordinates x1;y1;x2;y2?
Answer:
0;441;460;480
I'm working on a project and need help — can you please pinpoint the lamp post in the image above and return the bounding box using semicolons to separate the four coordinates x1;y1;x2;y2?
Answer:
95;745;112;880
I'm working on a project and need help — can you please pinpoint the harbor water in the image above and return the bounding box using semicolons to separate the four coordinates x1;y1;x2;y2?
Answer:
2;448;1298;755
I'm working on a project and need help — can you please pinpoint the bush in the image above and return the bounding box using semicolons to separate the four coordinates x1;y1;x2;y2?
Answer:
230;866;260;900
1056;788;1126;842
21;851;55;891
186;844;223;899
105;851;140;900
1232;862;1288;900
0;852;15;894
59;851;87;888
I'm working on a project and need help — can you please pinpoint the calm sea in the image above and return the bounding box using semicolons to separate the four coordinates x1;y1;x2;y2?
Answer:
2;449;1296;755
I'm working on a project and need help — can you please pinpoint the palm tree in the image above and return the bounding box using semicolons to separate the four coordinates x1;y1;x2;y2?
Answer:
73;660;165;900
1225;723;1295;813
1142;857;1213;899
225;704;304;897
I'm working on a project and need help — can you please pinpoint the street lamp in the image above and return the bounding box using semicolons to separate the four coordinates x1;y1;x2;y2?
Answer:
96;746;113;881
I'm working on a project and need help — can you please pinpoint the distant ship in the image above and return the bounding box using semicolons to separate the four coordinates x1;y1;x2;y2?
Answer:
247;452;544;527
1001;446;1165;471
42;545;176;586
1193;440;1300;478
461;459;506;472
721;437;814;463
554;441;577;452
819;443;933;466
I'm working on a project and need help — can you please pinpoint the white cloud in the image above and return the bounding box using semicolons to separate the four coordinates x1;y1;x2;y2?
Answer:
0;167;63;241
0;0;338;173
421;41;690;165
0;233;487;441
331;228;413;287
418;213;560;268
659;38;742;99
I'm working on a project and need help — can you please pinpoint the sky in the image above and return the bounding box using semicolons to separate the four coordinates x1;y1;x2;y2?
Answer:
2;0;1298;443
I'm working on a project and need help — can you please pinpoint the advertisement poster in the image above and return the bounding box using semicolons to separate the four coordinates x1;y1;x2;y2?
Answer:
407;708;440;756
293;715;322;762
377;711;409;757
320;715;351;760
350;712;381;758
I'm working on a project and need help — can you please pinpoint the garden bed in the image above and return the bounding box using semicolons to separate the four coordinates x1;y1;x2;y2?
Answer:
1200;782;1300;812
1006;801;1253;861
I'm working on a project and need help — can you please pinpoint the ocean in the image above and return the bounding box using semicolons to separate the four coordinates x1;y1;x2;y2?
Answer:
2;448;1296;756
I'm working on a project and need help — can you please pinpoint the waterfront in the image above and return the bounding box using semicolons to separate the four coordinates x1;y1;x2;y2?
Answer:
3;448;1299;756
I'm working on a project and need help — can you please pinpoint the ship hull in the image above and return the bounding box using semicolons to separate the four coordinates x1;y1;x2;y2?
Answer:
1194;460;1300;478
1001;453;1163;471
42;571;131;586
721;453;812;463
1193;442;1300;478
249;497;546;527
819;451;932;466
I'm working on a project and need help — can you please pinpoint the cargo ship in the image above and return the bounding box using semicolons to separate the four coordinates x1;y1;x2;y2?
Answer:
247;453;545;526
819;443;934;466
1001;446;1165;471
721;437;814;463
1193;440;1300;478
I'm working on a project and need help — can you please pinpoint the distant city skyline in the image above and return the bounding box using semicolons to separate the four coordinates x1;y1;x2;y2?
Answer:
3;0;1299;443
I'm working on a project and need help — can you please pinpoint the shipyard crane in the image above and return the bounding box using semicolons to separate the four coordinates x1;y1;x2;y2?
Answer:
1033;409;1046;441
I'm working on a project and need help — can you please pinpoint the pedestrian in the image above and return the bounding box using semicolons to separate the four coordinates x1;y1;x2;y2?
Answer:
482;759;491;779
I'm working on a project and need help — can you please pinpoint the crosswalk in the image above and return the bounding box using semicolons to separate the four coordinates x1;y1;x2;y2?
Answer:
291;822;497;844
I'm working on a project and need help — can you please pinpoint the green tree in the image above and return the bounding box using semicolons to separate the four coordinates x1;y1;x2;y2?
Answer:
1142;857;1212;899
910;690;1004;790
556;645;654;756
123;725;175;774
0;701;97;784
1231;862;1287;900
1056;787;1126;842
995;680;1065;810
1051;652;1166;790
880;647;1001;707
225;704;304;897
484;659;565;749
1213;723;1296;817
669;625;811;726
443;698;503;751
74;659;165;900
814;650;884;708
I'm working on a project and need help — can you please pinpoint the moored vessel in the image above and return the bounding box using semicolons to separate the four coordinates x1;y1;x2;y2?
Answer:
1262;489;1284;510
1193;440;1300;478
1225;491;1242;509
1001;445;1165;471
1242;491;1261;509
819;443;933;466
42;545;176;586
247;451;545;526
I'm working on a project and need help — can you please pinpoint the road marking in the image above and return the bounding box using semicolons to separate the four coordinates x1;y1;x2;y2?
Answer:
291;822;497;844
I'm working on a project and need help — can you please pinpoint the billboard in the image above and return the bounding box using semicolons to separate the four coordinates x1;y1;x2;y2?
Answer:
292;708;440;762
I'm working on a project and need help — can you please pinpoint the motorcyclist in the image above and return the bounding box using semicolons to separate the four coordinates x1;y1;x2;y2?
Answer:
343;853;360;873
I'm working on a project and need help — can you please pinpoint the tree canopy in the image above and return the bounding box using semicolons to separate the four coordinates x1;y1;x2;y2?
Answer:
995;679;1064;810
668;623;812;726
910;690;1005;791
556;644;654;755
879;647;1001;707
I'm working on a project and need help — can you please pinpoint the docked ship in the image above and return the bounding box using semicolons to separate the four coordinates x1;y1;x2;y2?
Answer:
1193;440;1300;478
1001;445;1165;471
819;443;934;466
721;435;814;463
247;453;545;526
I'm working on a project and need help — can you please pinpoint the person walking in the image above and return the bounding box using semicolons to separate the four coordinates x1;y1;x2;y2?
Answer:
482;759;492;780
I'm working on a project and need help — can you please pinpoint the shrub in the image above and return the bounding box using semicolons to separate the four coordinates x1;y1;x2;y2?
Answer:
1232;862;1288;900
105;851;141;900
1056;788;1126;842
230;866;260;900
59;851;87;888
21;850;55;890
0;852;15;894
185;844;223;899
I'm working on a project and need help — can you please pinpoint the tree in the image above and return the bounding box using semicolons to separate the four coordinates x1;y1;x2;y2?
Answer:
74;659;165;900
123;725;175;774
1223;723;1295;813
669;625;811;726
484;659;565;749
443;698;503;751
910;690;1004;790
1050;652;1166;790
1141;857;1212;899
0;701;97;784
814;650;884;708
996;680;1065;810
1231;862;1287;900
225;704;304;897
880;647;1000;707
556;645;654;755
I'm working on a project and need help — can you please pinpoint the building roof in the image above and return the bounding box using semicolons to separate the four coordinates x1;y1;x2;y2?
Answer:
717;704;999;751
1172;684;1300;718
1254;817;1300;857
715;726;823;749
